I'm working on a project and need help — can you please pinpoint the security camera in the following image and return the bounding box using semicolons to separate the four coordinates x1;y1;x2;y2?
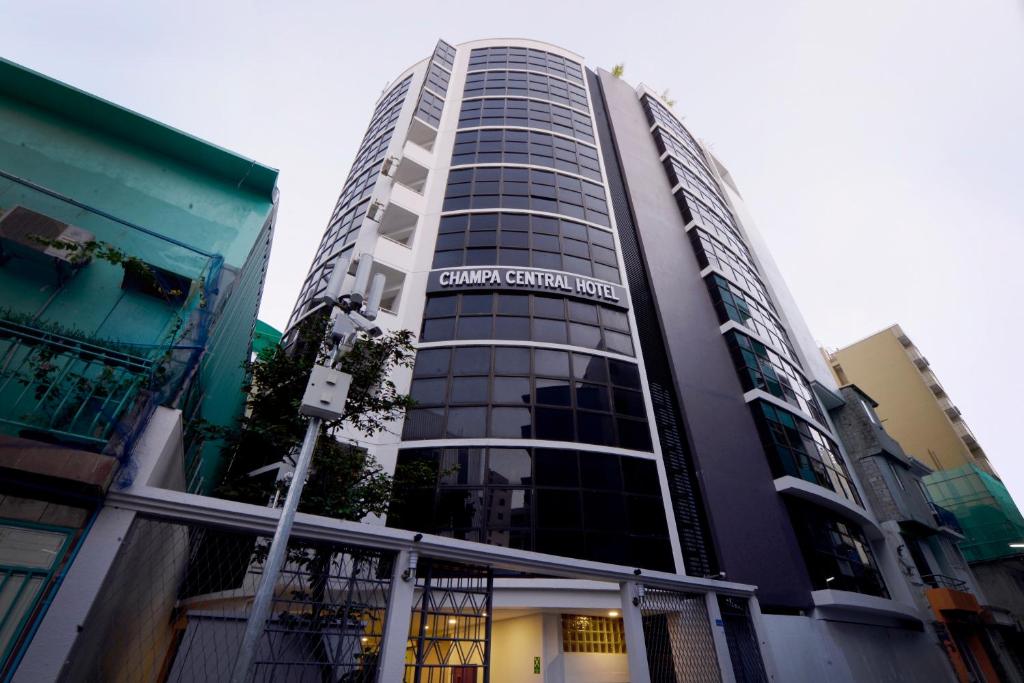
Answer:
348;311;382;338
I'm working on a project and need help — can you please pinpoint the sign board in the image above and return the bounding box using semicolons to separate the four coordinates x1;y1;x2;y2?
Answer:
427;267;629;310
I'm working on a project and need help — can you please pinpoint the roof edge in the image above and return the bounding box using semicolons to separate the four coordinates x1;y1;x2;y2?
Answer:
0;58;279;198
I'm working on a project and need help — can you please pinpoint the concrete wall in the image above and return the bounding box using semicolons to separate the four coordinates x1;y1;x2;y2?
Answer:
760;613;956;683
831;329;974;473
491;614;546;683
971;558;1024;620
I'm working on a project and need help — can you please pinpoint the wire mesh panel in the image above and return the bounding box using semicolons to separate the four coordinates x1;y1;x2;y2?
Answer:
639;588;721;683
249;539;394;682
59;515;395;682
717;596;768;683
406;559;493;683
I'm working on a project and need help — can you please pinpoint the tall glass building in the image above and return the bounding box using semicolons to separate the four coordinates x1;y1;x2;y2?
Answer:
286;39;959;681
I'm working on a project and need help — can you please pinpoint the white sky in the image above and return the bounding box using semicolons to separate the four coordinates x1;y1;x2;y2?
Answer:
3;1;1023;513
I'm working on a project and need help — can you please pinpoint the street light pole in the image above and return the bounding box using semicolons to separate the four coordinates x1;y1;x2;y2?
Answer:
230;413;323;683
230;256;384;682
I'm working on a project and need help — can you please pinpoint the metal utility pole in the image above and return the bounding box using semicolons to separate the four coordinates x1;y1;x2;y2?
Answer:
231;255;385;683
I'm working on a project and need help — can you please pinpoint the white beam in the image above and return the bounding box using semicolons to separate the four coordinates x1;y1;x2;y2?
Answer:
705;592;737;683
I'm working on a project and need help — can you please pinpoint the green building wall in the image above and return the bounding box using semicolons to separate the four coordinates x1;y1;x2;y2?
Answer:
0;57;278;491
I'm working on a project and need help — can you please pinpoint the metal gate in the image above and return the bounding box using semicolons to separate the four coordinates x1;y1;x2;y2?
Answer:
407;559;492;683
717;595;768;683
639;588;721;683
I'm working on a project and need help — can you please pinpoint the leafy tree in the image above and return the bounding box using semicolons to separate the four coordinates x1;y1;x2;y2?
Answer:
216;313;418;514
611;63;625;78
213;314;427;681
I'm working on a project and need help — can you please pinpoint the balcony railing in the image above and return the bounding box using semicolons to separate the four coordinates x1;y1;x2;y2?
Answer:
921;573;968;591
0;170;224;468
0;318;159;451
929;502;964;535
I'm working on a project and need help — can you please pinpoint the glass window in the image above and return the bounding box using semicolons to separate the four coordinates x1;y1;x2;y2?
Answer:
413;348;451;377
446;407;488;437
493;376;531;404
577;412;615;445
491;407;532;438
535;407;574;441
391;446;672;570
533;318;568;344
495;346;530;374
451;377;489;403
535;349;570;377
452;347;490;375
487;448;531;486
621;458;660;495
535;378;572;406
411;378;447;405
456;316;492;339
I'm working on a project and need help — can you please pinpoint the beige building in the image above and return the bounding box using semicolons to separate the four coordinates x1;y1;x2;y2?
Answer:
824;324;996;477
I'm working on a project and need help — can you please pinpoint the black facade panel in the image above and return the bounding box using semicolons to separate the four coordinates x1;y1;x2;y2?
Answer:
588;69;715;578
591;70;813;609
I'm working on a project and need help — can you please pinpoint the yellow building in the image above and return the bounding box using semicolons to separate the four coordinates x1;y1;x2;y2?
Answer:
824;324;996;477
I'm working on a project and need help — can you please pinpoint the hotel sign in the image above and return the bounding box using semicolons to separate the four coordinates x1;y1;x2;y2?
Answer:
427;267;628;310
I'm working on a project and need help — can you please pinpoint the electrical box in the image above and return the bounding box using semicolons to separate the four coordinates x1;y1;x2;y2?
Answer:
300;365;352;420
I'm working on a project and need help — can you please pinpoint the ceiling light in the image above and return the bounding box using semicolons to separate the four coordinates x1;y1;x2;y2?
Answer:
448;617;457;624
825;576;835;583
1010;543;1024;548
608;610;619;617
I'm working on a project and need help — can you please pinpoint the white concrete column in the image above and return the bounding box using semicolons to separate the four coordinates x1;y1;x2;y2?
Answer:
12;507;136;683
376;550;416;683
619;581;651;683
704;592;737;683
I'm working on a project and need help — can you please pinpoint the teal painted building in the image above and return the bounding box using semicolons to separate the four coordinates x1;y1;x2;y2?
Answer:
0;57;278;673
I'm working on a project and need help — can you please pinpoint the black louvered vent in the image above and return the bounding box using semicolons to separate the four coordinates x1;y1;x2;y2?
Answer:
588;70;716;576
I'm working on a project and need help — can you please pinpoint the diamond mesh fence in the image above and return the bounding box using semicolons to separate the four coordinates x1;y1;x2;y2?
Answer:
60;515;395;682
639;588;721;683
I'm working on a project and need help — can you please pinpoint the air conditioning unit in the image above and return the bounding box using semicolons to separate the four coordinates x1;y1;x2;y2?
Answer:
380;155;400;178
365;200;385;222
0;205;95;269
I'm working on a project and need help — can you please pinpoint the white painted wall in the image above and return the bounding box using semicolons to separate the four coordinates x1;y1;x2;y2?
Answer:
562;653;630;683
491;614;546;683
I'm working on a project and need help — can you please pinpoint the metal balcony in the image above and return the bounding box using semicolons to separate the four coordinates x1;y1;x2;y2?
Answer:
921;574;968;591
952;420;979;449
0;317;158;451
908;348;930;369
937;396;960;419
923;371;944;396
928;502;964;535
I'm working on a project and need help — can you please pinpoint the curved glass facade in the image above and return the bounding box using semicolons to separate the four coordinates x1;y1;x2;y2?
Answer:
390;45;674;571
284;39;892;601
